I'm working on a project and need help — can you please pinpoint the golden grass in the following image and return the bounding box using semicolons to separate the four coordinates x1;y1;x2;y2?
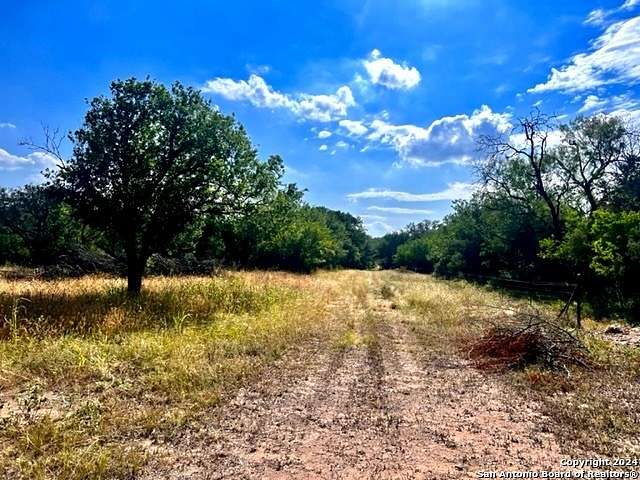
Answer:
2;269;639;476
385;270;640;456
0;271;346;479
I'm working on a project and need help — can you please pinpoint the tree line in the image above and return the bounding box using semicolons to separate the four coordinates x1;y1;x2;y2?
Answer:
1;78;639;323
0;78;373;293
385;112;640;322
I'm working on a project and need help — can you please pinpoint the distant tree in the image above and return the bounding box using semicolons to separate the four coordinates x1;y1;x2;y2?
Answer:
261;211;339;272
478;110;568;240
544;209;640;321
198;183;305;266
0;185;82;265
610;128;640;211
555;116;630;215
393;237;433;272
56;78;282;293
312;207;373;269
372;231;410;268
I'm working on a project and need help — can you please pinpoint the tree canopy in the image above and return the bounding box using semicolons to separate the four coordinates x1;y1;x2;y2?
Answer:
59;78;283;292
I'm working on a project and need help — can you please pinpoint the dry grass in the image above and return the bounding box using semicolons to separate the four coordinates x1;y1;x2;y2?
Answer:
384;270;640;456
0;271;346;479
2;269;639;476
381;271;515;360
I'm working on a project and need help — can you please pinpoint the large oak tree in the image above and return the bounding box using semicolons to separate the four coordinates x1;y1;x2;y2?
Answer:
59;78;282;293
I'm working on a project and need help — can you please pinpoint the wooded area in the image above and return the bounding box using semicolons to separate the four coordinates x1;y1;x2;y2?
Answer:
1;79;639;321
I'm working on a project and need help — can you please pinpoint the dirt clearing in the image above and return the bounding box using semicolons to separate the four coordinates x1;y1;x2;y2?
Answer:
141;273;568;479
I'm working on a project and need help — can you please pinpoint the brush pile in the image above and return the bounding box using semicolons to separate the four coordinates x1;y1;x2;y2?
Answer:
468;310;590;371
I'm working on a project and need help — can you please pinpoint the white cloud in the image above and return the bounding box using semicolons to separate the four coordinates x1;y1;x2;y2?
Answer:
0;148;58;171
319;144;328;151
585;9;607;26
578;94;610;113
339;119;368;136
317;130;332;139
366;105;512;167
348;182;476;202
623;0;640;10
367;206;435;215
335;140;349;149
529;16;640;93
202;74;355;122
576;94;640;122
363;49;421;90
0;122;16;129
364;220;395;237
358;214;387;221
245;63;271;75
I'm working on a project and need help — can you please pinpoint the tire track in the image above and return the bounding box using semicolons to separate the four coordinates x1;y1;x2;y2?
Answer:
141;272;569;479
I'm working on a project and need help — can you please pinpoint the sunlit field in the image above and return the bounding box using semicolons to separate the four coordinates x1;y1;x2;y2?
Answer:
0;271;347;479
1;270;639;479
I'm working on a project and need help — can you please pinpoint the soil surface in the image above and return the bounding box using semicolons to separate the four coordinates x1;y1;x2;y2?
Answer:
142;275;567;479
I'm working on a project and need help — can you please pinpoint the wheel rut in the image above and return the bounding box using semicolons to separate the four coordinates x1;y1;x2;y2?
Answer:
141;274;567;479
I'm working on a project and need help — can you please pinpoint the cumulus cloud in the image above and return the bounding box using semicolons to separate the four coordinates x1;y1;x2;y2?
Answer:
335;140;349;149
319;144;328;151
317;130;332;139
365;105;512;167
364;220;395;237
363;49;421;90
0;148;58;171
202;74;355;122
577;94;640;122
623;0;640;9
339;119;368;136
367;206;435;215
0;122;16;129
578;94;610;113
529;16;640;93
348;182;476;202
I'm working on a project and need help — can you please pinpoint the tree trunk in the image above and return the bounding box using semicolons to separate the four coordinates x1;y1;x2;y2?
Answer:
550;206;563;241
126;249;146;294
127;267;143;294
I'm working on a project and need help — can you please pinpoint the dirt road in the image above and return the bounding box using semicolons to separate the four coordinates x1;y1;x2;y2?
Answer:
143;273;566;479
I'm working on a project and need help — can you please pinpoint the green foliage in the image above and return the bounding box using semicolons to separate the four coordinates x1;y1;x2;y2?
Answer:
247;202;372;272
371;220;433;269
0;186;86;266
58;78;282;292
5;80;639;324
543;209;640;320
371;231;410;269
263;215;339;272
1;78;373;279
590;210;640;278
393;237;432;272
385;113;640;321
181;184;372;272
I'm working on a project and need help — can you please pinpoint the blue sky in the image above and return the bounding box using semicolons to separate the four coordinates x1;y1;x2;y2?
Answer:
2;0;640;235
